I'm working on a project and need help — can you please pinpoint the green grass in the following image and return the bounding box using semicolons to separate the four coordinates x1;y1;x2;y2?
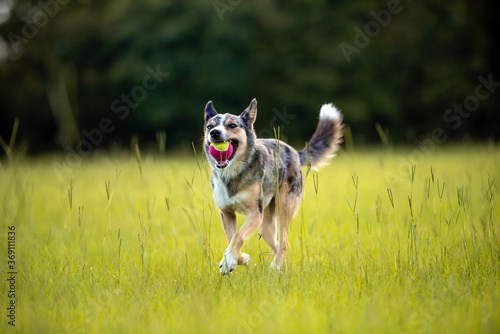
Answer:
1;145;499;333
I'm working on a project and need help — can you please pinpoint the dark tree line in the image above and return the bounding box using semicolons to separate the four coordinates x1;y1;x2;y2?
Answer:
0;0;498;155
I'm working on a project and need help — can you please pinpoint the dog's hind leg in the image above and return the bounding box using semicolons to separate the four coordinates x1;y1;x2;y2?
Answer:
272;176;303;270
259;198;278;257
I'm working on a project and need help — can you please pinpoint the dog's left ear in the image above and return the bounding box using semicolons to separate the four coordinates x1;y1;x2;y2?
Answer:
240;98;257;127
205;101;218;123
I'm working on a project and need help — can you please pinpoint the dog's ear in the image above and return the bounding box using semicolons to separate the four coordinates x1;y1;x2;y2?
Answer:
240;98;257;127
205;101;218;123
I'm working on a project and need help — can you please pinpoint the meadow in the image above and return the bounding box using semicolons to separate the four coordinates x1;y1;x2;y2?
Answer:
1;144;499;333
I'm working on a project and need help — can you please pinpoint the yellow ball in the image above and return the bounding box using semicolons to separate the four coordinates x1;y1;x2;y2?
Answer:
211;141;229;151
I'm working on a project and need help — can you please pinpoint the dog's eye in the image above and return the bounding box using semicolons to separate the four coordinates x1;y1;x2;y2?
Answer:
207;125;214;130
228;124;238;129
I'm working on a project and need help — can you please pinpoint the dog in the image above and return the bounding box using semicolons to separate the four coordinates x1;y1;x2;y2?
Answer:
203;99;343;274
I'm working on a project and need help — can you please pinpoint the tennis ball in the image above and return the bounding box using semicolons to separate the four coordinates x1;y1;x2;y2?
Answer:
209;141;233;162
211;141;229;151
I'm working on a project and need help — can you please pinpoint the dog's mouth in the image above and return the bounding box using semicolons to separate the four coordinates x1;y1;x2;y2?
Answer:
209;140;239;169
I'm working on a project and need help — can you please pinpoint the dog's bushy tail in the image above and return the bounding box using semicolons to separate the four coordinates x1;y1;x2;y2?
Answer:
298;103;344;170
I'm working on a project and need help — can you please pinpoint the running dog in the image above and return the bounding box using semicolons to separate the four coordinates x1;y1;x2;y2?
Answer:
204;99;343;274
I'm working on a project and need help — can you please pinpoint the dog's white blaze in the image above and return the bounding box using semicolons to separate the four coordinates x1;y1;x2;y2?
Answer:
216;114;230;126
209;114;230;144
319;103;343;121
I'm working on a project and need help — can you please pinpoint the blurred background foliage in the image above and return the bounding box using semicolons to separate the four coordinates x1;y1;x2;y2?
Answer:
0;0;498;154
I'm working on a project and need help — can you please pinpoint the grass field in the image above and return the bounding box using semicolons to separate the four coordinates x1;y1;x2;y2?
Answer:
1;145;499;333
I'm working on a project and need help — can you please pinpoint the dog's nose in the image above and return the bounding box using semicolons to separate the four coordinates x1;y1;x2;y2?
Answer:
210;129;221;139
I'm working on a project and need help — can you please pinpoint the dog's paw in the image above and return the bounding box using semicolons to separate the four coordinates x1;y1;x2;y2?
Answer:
239;253;250;266
270;258;282;271
219;250;238;275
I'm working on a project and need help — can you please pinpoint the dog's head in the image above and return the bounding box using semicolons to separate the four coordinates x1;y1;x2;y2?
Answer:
203;99;257;170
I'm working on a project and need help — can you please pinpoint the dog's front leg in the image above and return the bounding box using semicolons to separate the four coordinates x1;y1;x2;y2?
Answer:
220;210;237;244
219;209;262;275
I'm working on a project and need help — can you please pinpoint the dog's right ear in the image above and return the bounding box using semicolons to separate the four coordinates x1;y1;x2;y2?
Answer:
204;101;218;123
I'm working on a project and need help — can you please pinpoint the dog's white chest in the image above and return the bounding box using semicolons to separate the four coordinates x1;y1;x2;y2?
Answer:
212;179;250;214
